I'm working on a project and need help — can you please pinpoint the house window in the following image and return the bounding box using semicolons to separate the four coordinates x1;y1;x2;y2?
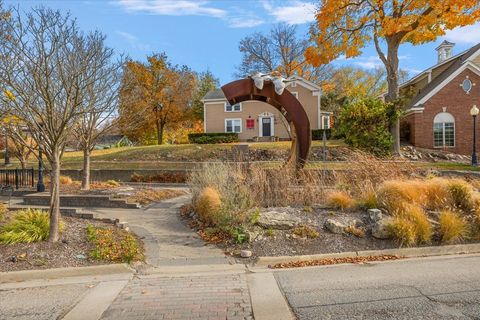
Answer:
225;102;241;112
433;112;455;147
225;119;241;133
246;118;255;129
462;78;473;94
291;81;296;87
322;116;330;129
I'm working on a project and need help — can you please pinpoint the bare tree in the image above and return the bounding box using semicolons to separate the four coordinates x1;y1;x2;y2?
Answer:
0;7;115;242
236;23;333;84
73;55;123;190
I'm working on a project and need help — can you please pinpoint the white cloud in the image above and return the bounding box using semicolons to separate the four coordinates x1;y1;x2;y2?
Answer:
115;0;226;18
263;0;316;25
444;23;480;44
116;31;151;51
353;56;383;69
229;17;264;28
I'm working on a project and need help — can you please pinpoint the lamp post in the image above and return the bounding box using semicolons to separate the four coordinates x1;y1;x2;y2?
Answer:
4;131;9;166
471;105;479;166
36;132;45;192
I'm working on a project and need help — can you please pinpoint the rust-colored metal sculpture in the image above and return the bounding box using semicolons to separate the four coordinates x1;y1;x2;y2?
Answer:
221;78;311;168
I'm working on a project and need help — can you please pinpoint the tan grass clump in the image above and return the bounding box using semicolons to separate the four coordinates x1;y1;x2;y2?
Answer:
439;210;468;244
377;180;427;213
387;203;432;246
195;187;222;226
424;178;452;210
356;185;378;209
59;175;73;185
447;179;474;212
326;191;355;210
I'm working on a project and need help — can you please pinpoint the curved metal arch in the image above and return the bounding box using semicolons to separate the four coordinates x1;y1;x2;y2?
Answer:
221;78;311;168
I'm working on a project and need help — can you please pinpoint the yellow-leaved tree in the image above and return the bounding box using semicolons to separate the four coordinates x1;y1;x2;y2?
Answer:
306;0;480;154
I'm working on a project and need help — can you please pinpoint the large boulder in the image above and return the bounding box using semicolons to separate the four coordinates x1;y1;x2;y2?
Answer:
257;211;301;230
372;218;393;239
325;219;346;234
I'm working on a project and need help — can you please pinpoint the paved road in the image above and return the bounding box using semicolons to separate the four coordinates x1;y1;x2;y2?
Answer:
275;254;480;320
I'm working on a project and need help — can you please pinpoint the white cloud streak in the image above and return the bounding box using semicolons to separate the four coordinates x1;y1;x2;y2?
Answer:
115;0;226;18
444;23;480;45
116;31;151;51
263;0;316;25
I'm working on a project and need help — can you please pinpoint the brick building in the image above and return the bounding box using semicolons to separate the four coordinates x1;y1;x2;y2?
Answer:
401;41;480;155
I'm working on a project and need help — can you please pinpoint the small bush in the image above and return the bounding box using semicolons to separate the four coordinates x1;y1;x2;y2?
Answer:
59;175;73;185
0;209;63;244
311;129;331;140
130;171;187;183
387;204;432;246
424;178;451;210
439;210;468;244
86;224;143;263
105;180;121;187
447;179;473;212
292;225;320;239
326;191;355;210
357;188;378;209
195;187;222;226
188;133;239;144
230;227;247;244
377;180;427;213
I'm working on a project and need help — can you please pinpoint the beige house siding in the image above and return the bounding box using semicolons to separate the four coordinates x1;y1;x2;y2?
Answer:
203;82;321;141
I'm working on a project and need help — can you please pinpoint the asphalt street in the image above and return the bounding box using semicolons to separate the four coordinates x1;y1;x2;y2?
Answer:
275;254;480;320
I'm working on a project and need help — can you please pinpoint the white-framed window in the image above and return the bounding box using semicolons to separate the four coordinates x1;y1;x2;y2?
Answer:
225;118;242;133
291;92;298;99
322;116;330;129
225;102;241;112
291;81;297;87
433;112;455;147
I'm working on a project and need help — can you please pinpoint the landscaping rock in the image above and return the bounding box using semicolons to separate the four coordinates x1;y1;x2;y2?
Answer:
372;218;393;239
240;250;252;258
368;209;383;222
75;254;87;260
257;211;301;230
246;227;262;242
325;219;346;234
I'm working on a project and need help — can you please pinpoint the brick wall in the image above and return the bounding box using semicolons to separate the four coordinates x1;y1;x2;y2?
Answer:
406;69;480;155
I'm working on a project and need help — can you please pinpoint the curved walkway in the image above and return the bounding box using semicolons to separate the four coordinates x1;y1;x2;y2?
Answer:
88;193;231;268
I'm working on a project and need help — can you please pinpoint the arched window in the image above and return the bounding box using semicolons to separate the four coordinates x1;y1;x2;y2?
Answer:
433;112;455;147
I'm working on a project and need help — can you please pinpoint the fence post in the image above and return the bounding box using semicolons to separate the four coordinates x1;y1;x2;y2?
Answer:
31;168;34;187
14;168;19;190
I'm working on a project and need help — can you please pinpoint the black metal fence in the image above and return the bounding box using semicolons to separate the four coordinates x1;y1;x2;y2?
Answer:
0;168;35;189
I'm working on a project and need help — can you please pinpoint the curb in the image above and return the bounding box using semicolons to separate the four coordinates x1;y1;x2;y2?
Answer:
0;263;133;284
255;243;480;267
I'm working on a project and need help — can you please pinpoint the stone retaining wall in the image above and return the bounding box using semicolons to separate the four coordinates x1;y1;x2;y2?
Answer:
22;194;139;209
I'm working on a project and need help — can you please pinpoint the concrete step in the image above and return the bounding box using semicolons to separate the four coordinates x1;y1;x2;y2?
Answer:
22;193;140;209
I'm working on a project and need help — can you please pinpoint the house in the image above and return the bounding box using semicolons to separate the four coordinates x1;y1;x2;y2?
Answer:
202;76;331;141
401;41;480;155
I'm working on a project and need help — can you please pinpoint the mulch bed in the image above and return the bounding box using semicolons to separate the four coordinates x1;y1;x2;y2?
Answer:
0;215;120;272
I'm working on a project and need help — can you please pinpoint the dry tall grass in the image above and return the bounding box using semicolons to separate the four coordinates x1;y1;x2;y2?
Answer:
439;210;468;244
195;187;222;226
326;191;355;210
387;203;432;246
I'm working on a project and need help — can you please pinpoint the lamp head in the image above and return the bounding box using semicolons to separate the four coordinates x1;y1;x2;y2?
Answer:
471;105;479;117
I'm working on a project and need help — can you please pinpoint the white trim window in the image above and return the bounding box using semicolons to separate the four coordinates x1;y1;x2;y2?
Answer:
225;118;242;133
225;102;241;112
322;115;330;129
433;112;455;147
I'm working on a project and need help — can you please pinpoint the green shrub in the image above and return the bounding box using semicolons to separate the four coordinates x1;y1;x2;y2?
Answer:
311;129;331;140
447;179;473;212
0;209;63;244
188;133;239;144
338;98;398;156
86;224;143;263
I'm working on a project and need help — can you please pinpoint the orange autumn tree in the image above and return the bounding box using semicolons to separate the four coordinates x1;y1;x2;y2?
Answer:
306;0;480;154
119;53;195;144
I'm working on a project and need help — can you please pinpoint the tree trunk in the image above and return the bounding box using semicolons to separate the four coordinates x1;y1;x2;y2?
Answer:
156;120;164;145
19;157;26;170
48;151;61;242
385;40;401;156
81;147;90;190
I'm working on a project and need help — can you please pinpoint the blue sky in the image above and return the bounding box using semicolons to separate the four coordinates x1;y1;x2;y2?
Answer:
6;0;480;84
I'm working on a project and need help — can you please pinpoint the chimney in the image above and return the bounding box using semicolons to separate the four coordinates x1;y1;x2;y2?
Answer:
435;40;455;63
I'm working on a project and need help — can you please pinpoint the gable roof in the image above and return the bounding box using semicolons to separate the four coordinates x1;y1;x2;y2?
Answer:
202;75;321;102
406;42;480;108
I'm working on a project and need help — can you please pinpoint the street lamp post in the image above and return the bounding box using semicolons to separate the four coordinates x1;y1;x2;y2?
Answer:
471;105;479;166
4;131;10;166
36;133;45;192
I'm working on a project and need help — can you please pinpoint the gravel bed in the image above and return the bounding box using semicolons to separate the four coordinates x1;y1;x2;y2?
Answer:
0;215;119;272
